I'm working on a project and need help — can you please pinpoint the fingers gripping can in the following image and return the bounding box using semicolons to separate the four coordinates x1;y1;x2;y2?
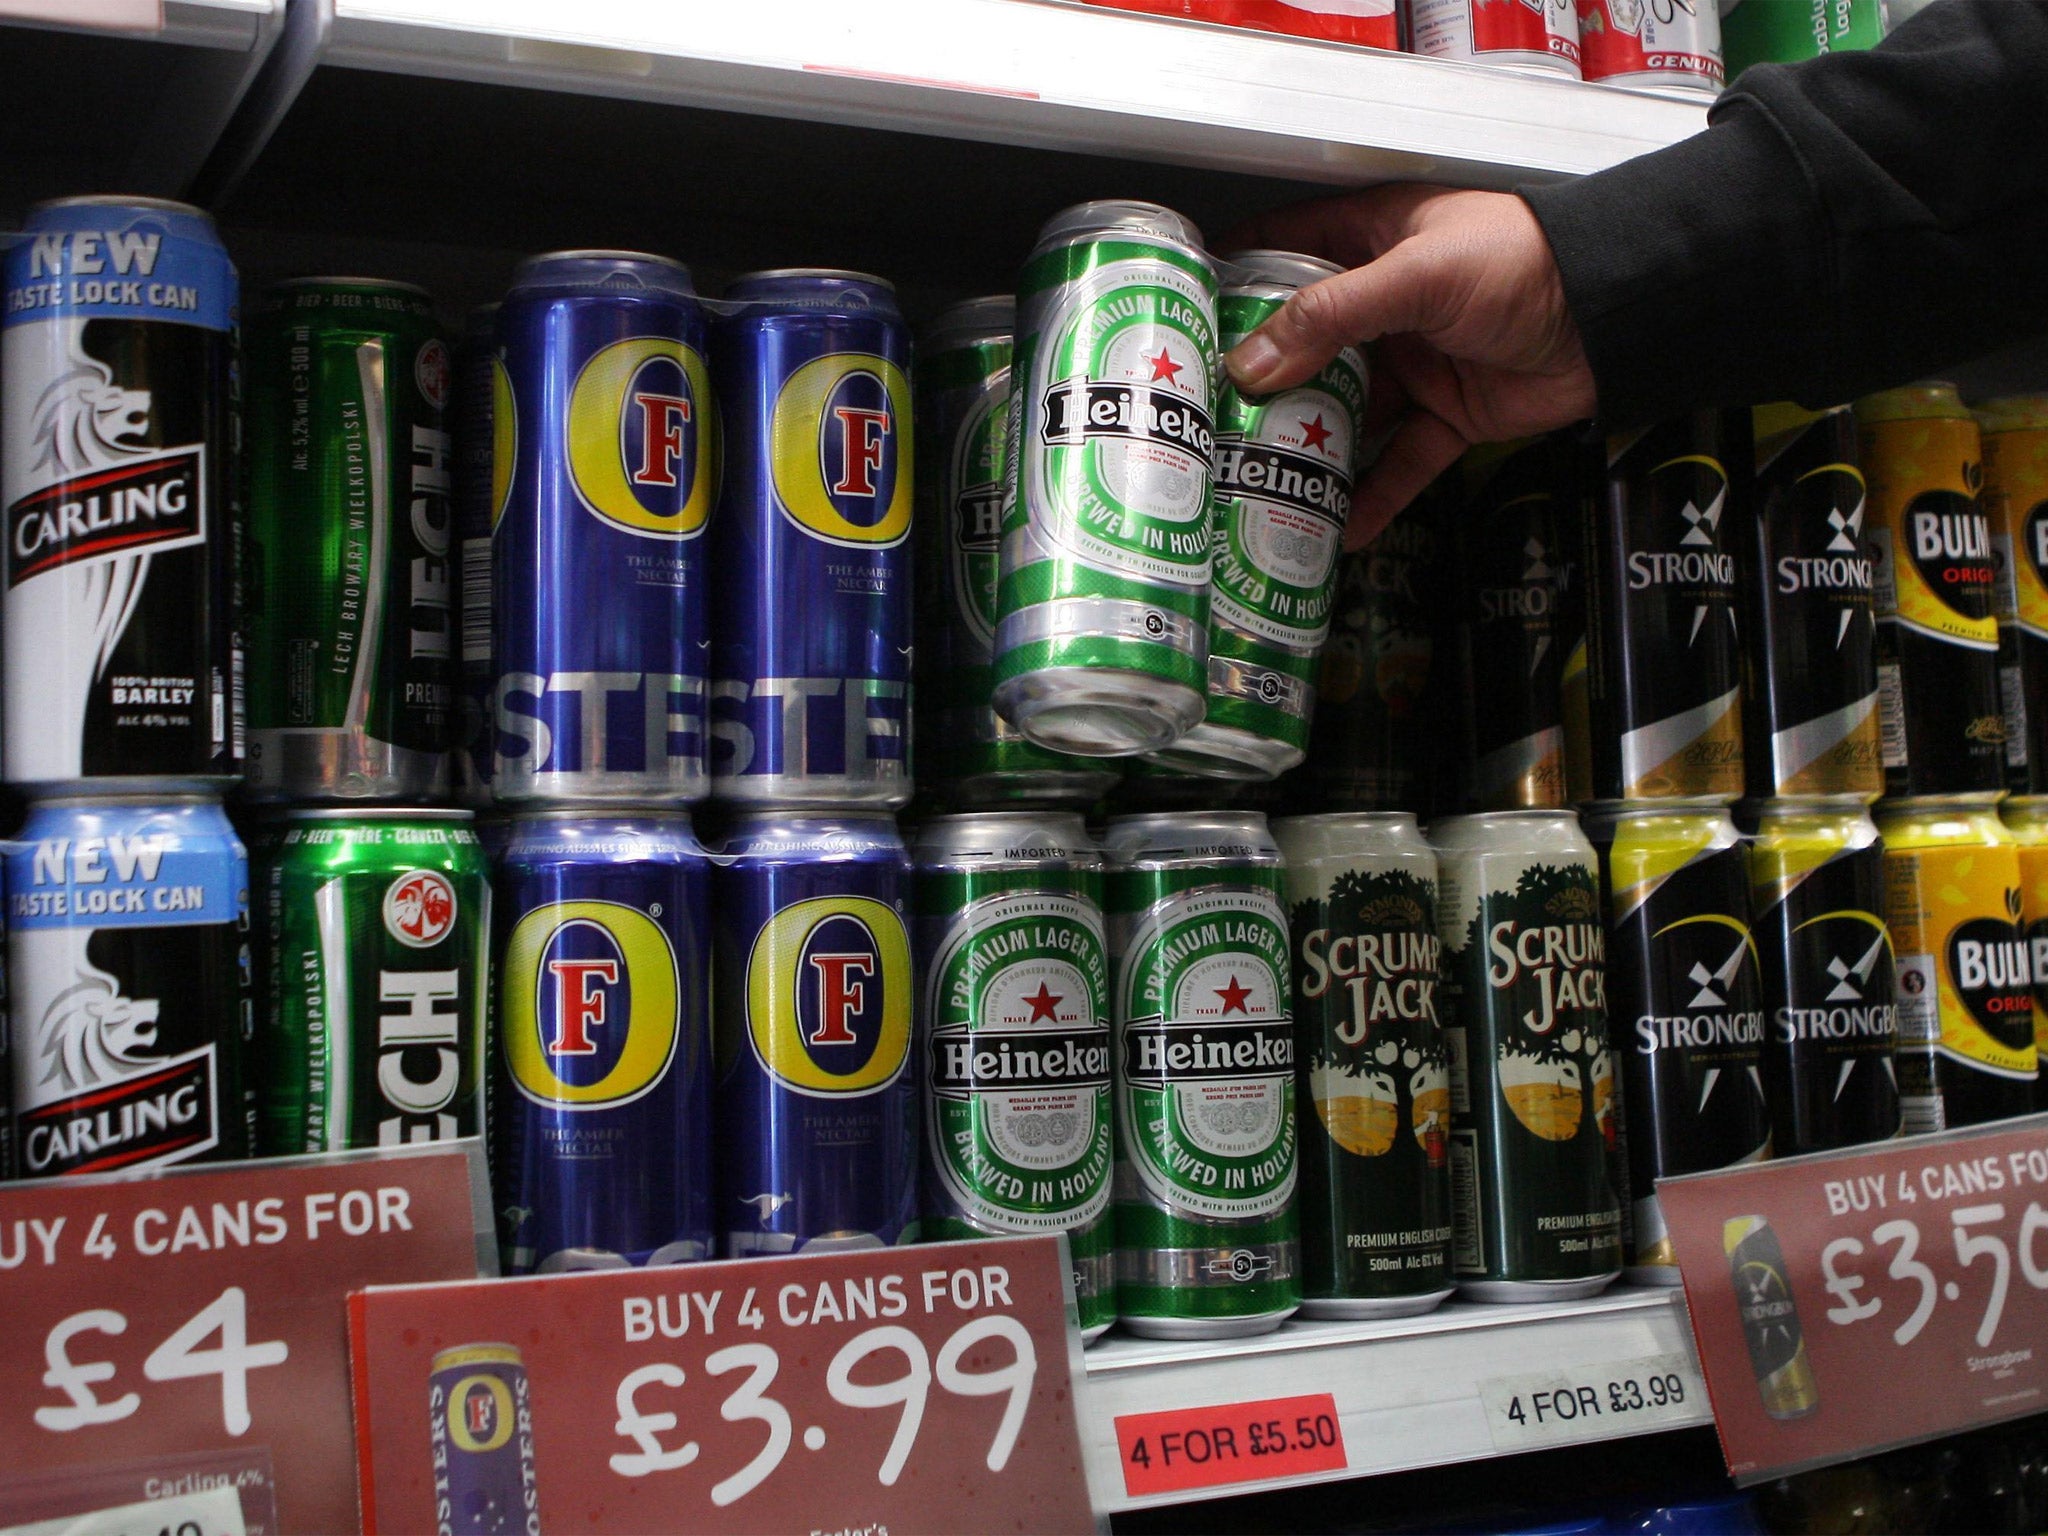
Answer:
1104;811;1299;1337
1979;396;2048;793
993;200;1220;756
2002;796;2048;1110
428;1343;541;1536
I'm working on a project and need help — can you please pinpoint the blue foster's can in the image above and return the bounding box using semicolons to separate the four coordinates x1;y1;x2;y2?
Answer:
428;1342;540;1536
709;270;914;808
492;252;714;803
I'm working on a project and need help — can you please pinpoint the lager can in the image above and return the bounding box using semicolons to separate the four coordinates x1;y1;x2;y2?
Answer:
0;877;10;1182
492;251;713;803
451;302;500;808
428;1342;541;1536
993;200;1220;756
2003;795;2048;1110
245;278;454;802
1145;250;1366;781
1430;809;1620;1300
1273;812;1453;1318
2;196;242;791
1724;1215;1820;1421
1586;803;1770;1285
258;809;491;1152
1575;0;1724;95
1747;799;1901;1154
1876;794;2038;1131
709;269;913;808
1978;396;2048;793
1103;811;1299;1338
493;812;712;1272
915;812;1114;1338
1408;0;1583;77
7;795;251;1176
711;813;916;1254
1721;0;1886;75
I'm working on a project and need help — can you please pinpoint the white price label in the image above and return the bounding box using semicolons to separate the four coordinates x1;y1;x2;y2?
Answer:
0;1484;245;1536
1479;1352;1701;1452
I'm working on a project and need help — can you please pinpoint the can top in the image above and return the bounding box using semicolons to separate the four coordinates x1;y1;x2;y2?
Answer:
463;301;500;334
1976;395;2048;434
1874;793;2010;848
1426;807;1592;854
429;1342;522;1373
1270;810;1420;833
1033;199;1206;255
922;295;1015;352
1873;791;2005;814
916;810;1098;866
2004;796;2048;837
33;193;213;223
1101;809;1277;866
26;791;223;810
722;268;900;315
509;249;696;299
1223;248;1344;294
267;275;433;300
1854;380;1968;426
1741;792;1879;820
713;811;905;862
282;806;477;823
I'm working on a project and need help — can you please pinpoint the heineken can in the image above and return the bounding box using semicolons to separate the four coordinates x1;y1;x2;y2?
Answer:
1145;250;1365;781
1430;809;1620;1300
428;1342;542;1536
993;200;1219;756
451;302;499;808
915;812;1114;1338
1725;1215;1820;1421
1979;396;2048;793
245;278;454;802
257;808;490;1152
1103;811;1298;1338
2004;796;2048;1110
1273;812;1452;1318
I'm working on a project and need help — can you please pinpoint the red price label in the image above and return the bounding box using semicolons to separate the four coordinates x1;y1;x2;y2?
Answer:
1115;1392;1347;1497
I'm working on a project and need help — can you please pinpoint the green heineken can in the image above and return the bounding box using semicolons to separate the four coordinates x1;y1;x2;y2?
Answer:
993;200;1220;758
1103;810;1299;1338
1147;251;1367;782
256;808;491;1152
245;278;455;802
916;811;1115;1338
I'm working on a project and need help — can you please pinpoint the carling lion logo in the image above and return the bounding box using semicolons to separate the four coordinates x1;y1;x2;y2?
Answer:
30;356;153;477
37;972;164;1093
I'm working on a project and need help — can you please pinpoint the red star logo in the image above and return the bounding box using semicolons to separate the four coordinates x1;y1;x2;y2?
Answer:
1022;984;1063;1023
1214;975;1254;1014
1298;413;1334;454
1146;347;1184;384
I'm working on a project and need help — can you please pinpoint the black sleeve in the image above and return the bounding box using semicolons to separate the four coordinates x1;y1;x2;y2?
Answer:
1520;0;2048;430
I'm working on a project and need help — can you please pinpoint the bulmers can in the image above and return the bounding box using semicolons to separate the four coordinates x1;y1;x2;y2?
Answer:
1575;0;1724;95
1408;0;1583;76
2;196;242;790
428;1342;541;1536
1979;396;2048;793
1274;812;1452;1318
2004;796;2048;1110
451;302;499;808
1724;1215;1820;1421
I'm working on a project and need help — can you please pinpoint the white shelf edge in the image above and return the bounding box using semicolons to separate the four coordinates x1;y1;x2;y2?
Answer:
0;0;271;50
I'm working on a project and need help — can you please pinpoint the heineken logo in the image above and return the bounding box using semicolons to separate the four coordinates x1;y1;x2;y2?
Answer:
931;1029;1111;1095
953;482;1003;552
1039;381;1214;463
1124;1019;1294;1082
1214;441;1348;521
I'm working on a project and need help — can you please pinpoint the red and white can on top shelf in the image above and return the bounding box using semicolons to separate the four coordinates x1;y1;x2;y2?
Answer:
1083;0;1400;50
1406;0;1583;79
1575;0;1724;95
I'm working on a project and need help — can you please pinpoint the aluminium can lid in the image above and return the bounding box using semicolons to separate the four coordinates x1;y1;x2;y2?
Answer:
510;249;696;297
34;193;213;223
1034;199;1205;255
1222;248;1344;293
922;294;1015;352
282;807;477;822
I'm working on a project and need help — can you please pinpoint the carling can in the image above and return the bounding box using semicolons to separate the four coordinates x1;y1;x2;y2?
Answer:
1876;795;2037;1131
494;813;711;1272
1724;1215;1820;1421
493;251;712;803
1979;396;2048;793
1741;405;1882;800
7;795;250;1177
711;813;915;1254
257;809;490;1152
915;812;1114;1337
1746;799;1899;1153
1721;0;1886;74
2003;796;2048;1110
710;269;913;807
2;196;241;790
993;200;1220;756
245;278;454;802
914;298;1116;807
1408;0;1582;77
1575;0;1724;95
451;302;500;808
1103;811;1298;1338
1430;809;1620;1300
428;1343;541;1536
1273;812;1452;1318
1587;803;1769;1285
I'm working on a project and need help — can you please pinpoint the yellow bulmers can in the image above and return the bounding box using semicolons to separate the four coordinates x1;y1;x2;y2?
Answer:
1979;395;2048;793
2001;793;2048;1111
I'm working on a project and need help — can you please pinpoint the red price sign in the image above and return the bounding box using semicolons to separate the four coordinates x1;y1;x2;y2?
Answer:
1661;1113;2048;1481
1115;1393;1347;1497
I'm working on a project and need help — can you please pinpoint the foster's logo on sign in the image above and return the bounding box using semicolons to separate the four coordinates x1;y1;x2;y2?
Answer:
746;896;910;1094
567;337;716;539
503;900;681;1109
769;353;912;547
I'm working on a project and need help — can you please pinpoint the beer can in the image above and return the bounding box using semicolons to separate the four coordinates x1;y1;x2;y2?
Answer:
1979;396;2048;793
1721;0;1886;75
1746;799;1901;1154
451;302;500;808
492;251;713;803
993;200;1219;756
0;874;10;1182
1575;0;1724;95
914;298;1116;808
1273;812;1453;1318
1876;794;2038;1131
1557;438;1598;806
1407;0;1583;77
8;794;251;1176
245;278;454;802
711;813;916;1254
1724;1215;1820;1421
428;1342;541;1536
2;196;241;791
1587;803;1769;1285
257;808;491;1152
493;812;712;1272
915;812;1114;1338
1145;250;1366;781
2004;795;2048;1111
1430;809;1621;1300
1857;384;2005;796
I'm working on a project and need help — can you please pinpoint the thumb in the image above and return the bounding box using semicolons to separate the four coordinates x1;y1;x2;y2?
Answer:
1224;244;1445;396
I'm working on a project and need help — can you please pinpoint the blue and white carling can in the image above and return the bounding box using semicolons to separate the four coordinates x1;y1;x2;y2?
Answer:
709;270;914;807
492;251;714;803
493;811;711;1271
711;813;917;1253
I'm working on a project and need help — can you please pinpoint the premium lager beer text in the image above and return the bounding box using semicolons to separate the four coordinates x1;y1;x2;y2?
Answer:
1725;1215;1820;1420
428;1343;541;1536
1979;396;2048;793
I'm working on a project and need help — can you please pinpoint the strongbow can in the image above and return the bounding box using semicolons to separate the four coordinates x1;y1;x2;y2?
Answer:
428;1343;541;1536
1724;1215;1820;1421
492;251;712;803
451;302;499;808
1408;0;1582;77
2003;796;2048;1110
1979;396;2048;792
2;196;242;790
915;812;1114;1338
993;200;1220;755
1575;0;1724;95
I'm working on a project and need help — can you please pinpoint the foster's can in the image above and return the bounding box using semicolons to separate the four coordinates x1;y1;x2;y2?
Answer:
429;1342;541;1536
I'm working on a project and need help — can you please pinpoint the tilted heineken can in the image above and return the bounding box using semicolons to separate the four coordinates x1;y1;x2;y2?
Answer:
1145;250;1365;781
1724;1215;1820;1421
1274;812;1452;1318
1103;811;1298;1338
428;1342;542;1536
2005;796;2048;1110
245;278;454;801
993;200;1219;756
450;302;500;808
916;812;1114;1338
1979;396;2048;793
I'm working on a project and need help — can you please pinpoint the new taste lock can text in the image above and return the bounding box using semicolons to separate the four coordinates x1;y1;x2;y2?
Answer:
429;1342;541;1536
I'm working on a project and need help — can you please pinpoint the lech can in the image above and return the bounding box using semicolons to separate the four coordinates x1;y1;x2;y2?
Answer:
451;302;500;808
916;812;1114;1337
1430;809;1620;1300
2;196;242;791
1575;0;1724;96
993;200;1220;756
7;795;251;1177
1408;0;1583;76
1274;812;1453;1318
245;278;454;802
711;813;916;1255
1724;1215;1820;1421
258;809;490;1152
2004;796;2048;1110
1103;811;1299;1338
428;1342;541;1536
493;251;713;803
494;812;712;1273
1979;396;2048;793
